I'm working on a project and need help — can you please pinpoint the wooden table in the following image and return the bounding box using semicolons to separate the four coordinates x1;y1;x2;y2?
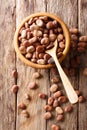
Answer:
0;0;87;130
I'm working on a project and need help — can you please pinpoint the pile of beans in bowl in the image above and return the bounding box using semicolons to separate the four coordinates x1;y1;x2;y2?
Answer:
18;16;65;65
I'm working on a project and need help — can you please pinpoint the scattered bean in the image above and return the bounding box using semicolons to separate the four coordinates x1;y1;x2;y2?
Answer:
51;124;61;130
79;96;85;103
53;99;59;107
21;110;29;118
56;114;64;121
28;81;37;89
48;97;54;105
55;107;63;114
18;103;26;109
44;112;52;120
32;72;41;79
12;69;18;78
64;105;73;113
44;105;53;111
39;93;47;99
58;96;67;103
11;85;19;93
53;91;62;99
50;84;58;93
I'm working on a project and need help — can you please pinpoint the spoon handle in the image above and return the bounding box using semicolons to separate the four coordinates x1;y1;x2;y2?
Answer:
53;54;78;104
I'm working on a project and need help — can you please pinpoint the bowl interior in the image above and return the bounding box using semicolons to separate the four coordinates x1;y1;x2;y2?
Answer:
14;12;70;69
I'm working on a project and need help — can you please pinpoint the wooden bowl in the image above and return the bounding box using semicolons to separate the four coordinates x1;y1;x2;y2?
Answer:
14;12;70;69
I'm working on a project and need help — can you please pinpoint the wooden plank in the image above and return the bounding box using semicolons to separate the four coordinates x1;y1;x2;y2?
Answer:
16;0;50;130
78;0;87;129
47;0;78;130
0;0;16;130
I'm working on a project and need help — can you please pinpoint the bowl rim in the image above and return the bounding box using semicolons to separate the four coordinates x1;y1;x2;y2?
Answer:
14;12;70;69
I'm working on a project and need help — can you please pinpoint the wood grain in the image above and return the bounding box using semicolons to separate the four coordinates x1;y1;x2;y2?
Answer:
16;0;49;130
47;0;78;130
78;0;87;129
0;0;87;130
0;0;16;130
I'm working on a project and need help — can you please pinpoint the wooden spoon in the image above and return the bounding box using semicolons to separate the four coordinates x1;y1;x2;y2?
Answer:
46;40;78;104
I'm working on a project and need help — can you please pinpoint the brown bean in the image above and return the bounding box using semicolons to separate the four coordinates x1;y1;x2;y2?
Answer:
59;41;65;49
58;96;67;103
44;105;53;111
49;34;57;42
77;47;85;53
21;30;27;38
43;34;48;37
19;46;26;54
44;112;52;120
46;21;54;29
53;91;62;98
57;52;63;58
53;20;58;28
79;96;85;103
41;37;49;45
44;54;51;61
25;22;29;28
33;30;43;37
78;42;87;48
39;93;47;99
32;72;41;79
75;90;81;96
57;34;64;42
28;81;37;89
58;27;62;33
37;59;46;65
69;28;78;34
36;45;45;53
43;29;49;34
39;16;48;21
27;31;31;39
24;93;31;100
22;40;30;47
46;42;54;50
31;58;37;63
53;99;59;107
51;77;60;83
56;114;64;121
51;124;60;130
12;69;18;78
27;46;35;53
32;52;39;59
28;17;34;25
18;103;26;109
25;53;32;59
48;57;54;64
36;19;44;27
50;84;58;93
39;53;45;59
65;105;73;113
71;41;77;50
71;34;78;41
79;36;87;42
21;110;29;118
48;97;54;105
29;36;38;44
11;85;19;93
55;107;63;114
30;24;40;31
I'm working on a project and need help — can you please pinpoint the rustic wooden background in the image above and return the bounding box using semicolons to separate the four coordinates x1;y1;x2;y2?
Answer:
0;0;87;130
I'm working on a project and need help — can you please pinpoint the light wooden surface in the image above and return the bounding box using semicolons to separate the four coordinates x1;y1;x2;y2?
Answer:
0;0;87;130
